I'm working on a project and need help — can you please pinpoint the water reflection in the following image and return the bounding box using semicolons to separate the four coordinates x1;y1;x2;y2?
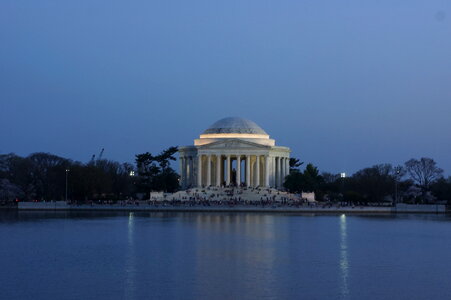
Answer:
193;214;277;299
3;212;451;299
340;214;349;299
125;212;136;299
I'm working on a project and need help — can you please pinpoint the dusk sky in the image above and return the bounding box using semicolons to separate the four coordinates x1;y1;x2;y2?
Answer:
1;0;450;175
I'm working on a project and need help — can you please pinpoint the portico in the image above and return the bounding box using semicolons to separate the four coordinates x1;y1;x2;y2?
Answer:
179;117;291;189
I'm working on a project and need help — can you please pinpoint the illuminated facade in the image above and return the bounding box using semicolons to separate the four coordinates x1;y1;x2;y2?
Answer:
178;117;291;189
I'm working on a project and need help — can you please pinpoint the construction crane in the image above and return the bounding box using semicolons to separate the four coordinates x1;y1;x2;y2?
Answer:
89;148;104;165
97;148;104;161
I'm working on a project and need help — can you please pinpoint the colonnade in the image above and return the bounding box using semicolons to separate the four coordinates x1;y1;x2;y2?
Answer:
179;156;195;189
180;153;290;189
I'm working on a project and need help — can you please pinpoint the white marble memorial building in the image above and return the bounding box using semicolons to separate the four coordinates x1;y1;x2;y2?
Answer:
178;117;291;189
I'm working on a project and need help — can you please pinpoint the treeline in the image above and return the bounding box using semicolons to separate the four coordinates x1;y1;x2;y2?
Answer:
0;147;179;202
284;157;451;204
2;149;450;204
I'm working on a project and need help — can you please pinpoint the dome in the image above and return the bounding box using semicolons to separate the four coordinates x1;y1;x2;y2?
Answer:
195;117;275;146
203;117;268;135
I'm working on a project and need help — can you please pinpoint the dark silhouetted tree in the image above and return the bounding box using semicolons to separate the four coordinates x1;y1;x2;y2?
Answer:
349;164;395;203
405;158;443;202
135;146;179;193
0;153;35;200
318;172;341;201
284;172;305;193
28;152;71;200
0;179;24;201
284;163;323;194
431;177;451;203
289;158;304;173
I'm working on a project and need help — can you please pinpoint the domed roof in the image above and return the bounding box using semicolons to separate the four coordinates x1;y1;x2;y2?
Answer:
203;117;268;135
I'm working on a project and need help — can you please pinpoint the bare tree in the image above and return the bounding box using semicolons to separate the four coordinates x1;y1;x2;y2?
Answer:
0;178;24;201
405;157;443;201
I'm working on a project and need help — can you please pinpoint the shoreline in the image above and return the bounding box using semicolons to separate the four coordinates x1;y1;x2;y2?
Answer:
14;202;448;214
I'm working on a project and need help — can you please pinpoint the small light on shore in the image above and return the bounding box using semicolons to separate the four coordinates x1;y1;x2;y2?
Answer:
340;172;346;178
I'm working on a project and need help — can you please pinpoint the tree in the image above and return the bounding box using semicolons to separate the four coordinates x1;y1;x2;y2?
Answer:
0;179;24;201
135;146;179;193
154;146;178;171
135;152;161;193
27;152;71;201
405;158;443;202
0;153;36;201
0;152;137;202
289;158;304;173
350;164;395;203
343;190;365;204
284;163;323;193
284;171;305;193
431;177;451;203
319;172;341;201
302;164;323;192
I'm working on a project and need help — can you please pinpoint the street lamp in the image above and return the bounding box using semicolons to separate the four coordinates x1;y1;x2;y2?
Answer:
340;172;346;203
65;169;70;202
394;167;401;206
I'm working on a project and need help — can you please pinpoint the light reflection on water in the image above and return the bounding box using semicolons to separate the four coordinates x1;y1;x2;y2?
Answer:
2;211;451;300
340;214;349;299
193;214;277;299
125;212;136;299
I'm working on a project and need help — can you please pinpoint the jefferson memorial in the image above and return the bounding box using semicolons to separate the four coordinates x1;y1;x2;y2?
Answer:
178;117;291;189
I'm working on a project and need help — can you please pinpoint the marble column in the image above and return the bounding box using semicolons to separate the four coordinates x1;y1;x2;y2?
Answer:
273;156;277;188
274;157;277;188
279;157;284;188
216;154;221;187
179;156;184;188
197;155;202;187
185;157;188;188
207;155;211;186
183;157;187;188
189;157;194;187
271;156;275;187
255;155;260;187
226;155;231;186
246;155;250;187
236;155;241;186
265;155;270;187
285;157;290;177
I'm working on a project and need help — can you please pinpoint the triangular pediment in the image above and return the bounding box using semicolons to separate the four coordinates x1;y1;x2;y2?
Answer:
198;139;270;149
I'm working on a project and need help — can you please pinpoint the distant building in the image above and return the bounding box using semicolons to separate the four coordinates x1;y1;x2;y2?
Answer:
178;117;291;189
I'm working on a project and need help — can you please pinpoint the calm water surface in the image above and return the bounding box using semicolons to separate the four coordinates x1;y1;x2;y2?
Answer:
1;211;451;300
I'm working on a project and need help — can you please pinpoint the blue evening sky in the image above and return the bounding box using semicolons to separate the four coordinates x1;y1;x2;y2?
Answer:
1;0;450;174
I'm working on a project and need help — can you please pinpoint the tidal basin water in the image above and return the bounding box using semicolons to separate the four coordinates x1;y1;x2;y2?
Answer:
1;212;451;300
